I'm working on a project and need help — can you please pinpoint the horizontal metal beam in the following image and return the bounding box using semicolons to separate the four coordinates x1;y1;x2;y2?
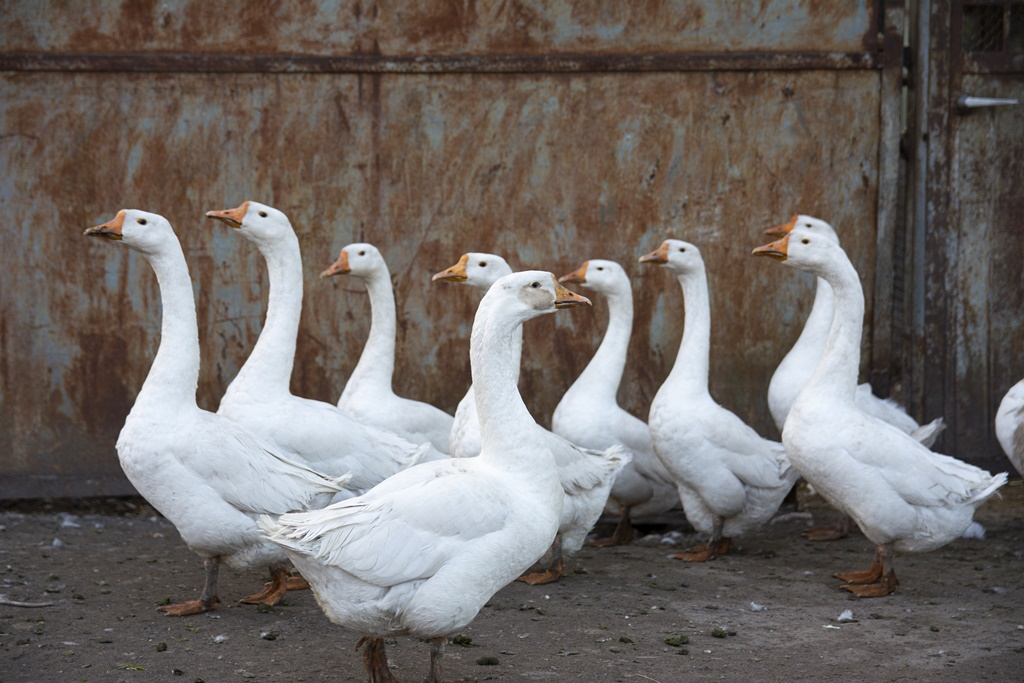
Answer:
0;51;882;74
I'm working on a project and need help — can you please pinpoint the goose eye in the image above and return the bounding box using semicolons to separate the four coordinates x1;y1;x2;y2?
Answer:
137;218;147;225
678;247;686;252
478;261;487;267
530;281;541;289
801;238;810;244
258;211;268;218
596;267;604;271
358;250;366;256
804;223;812;228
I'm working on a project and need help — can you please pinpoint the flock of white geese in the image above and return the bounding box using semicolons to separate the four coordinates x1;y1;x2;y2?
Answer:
84;203;1017;683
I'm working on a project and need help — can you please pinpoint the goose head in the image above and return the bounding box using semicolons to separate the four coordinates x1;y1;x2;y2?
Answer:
320;243;385;280
558;259;630;296
763;214;840;245
205;201;295;249
433;252;513;291
752;225;844;278
84;209;176;256
638;239;704;276
482;271;591;325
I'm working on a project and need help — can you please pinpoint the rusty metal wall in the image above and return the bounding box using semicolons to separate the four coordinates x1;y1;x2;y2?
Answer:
1;1;893;499
909;0;1024;474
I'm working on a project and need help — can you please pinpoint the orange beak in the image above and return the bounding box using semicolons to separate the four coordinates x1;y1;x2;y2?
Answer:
320;250;351;278
752;234;790;261
432;254;470;282
205;202;250;228
638;242;670;265
554;278;591;308
84;210;126;240
558;261;589;284
763;215;798;238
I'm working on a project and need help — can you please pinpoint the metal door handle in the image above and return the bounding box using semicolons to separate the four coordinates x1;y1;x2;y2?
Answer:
957;95;1019;113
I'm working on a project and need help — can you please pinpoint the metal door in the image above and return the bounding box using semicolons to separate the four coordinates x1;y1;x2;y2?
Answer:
909;0;1024;472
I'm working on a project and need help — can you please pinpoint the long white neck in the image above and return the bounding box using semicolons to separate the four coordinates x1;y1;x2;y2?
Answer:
231;232;302;394
663;267;712;396
791;276;834;362
344;267;397;396
803;255;862;401
769;274;834;424
564;287;631;404
471;300;536;458
133;244;200;412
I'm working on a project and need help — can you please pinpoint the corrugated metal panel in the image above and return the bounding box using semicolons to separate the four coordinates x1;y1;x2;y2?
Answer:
1;1;892;498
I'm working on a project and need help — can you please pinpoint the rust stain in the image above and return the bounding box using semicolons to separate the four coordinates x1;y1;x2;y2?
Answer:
3;0;876;55
1;2;925;499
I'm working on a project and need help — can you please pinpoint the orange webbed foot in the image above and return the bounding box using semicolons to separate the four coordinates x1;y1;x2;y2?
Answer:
285;575;310;591
834;562;883;585
674;537;732;562
840;571;898;597
240;567;290;605
157;596;219;617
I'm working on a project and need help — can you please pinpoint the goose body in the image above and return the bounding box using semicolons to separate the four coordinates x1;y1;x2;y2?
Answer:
322;243;454;454
643;240;799;560
433;253;630;583
754;224;1006;596
260;272;582;681
85;210;348;616
206;203;435;495
765;215;945;541
553;259;678;546
767;215;944;447
996;378;1024;476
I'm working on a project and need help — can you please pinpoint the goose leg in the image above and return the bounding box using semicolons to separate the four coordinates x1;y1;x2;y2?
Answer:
285;575;310;590
586;504;635;547
424;636;446;683
357;636;403;683
516;535;565;585
240;565;291;605
675;516;732;562
159;556;220;616
804;513;852;541
838;544;899;597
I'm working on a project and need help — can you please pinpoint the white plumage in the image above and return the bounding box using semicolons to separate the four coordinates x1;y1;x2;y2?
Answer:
764;214;945;541
995;377;1024;476
205;202;437;497
85;209;349;616
321;242;454;454
642;240;799;560
260;271;583;681
754;225;1006;596
766;215;945;446
553;259;678;546
432;253;630;583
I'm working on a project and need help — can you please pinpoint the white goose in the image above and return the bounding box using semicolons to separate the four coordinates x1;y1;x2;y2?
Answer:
260;272;584;683
205;202;434;495
754;226;1006;596
996;378;1024;476
642;240;799;560
765;215;946;540
321;242;454;454
84;210;349;616
553;259;679;546
433;253;630;584
432;252;515;459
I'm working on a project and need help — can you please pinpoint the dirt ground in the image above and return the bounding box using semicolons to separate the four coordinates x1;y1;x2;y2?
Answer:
1;482;1022;683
